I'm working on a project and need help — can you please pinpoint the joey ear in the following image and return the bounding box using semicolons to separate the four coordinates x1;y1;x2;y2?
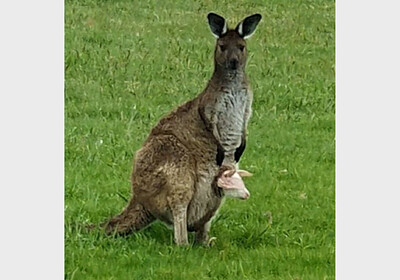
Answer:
237;170;253;177
235;13;262;39
222;169;236;178
207;13;227;38
222;168;236;177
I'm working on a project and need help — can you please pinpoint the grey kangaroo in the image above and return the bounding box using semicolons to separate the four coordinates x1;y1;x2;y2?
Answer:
103;13;262;245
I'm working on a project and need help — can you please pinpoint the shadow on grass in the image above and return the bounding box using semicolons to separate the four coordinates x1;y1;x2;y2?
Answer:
66;216;276;250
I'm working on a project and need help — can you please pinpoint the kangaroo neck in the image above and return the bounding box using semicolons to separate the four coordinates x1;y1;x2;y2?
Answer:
209;64;247;88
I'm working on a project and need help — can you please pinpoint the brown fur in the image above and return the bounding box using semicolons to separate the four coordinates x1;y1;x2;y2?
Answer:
103;13;261;245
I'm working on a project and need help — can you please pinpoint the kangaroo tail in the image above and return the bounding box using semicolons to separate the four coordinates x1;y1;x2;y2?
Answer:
103;199;154;236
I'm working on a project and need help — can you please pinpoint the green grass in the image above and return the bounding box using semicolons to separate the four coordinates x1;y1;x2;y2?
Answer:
65;0;335;279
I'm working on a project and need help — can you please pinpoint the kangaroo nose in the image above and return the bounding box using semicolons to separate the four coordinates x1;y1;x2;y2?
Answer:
229;59;238;70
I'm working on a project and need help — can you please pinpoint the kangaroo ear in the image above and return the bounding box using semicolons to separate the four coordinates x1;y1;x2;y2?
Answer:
235;14;262;39
207;13;227;38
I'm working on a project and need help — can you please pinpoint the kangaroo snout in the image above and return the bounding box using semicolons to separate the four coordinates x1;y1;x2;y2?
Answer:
228;58;239;70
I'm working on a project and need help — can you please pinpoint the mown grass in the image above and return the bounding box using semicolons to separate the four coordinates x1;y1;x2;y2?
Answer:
65;0;335;279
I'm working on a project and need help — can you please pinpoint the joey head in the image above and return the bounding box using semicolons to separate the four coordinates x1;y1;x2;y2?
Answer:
217;164;253;200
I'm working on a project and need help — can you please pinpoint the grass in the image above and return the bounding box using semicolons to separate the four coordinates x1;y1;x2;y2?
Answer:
65;0;335;279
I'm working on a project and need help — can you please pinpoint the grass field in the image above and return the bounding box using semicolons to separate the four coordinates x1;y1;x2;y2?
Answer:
65;0;335;279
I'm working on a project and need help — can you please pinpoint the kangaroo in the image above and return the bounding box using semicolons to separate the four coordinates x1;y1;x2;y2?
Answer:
103;13;261;245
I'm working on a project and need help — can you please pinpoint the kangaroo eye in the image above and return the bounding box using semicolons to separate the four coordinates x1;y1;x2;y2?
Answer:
219;45;226;52
239;45;245;52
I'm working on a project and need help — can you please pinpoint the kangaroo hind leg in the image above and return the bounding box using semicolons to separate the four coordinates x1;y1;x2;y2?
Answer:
166;169;195;246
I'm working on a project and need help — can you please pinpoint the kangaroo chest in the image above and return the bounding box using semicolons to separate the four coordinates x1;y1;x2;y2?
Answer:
212;86;250;161
216;87;248;128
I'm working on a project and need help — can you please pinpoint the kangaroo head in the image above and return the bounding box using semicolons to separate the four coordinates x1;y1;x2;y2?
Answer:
207;13;262;72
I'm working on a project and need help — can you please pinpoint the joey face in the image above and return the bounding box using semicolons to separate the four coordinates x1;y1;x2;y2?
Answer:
215;31;247;71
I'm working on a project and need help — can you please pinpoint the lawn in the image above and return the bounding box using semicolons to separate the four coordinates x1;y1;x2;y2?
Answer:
65;0;335;279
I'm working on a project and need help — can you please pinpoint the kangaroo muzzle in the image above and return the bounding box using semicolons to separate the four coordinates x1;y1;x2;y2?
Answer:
228;58;239;70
